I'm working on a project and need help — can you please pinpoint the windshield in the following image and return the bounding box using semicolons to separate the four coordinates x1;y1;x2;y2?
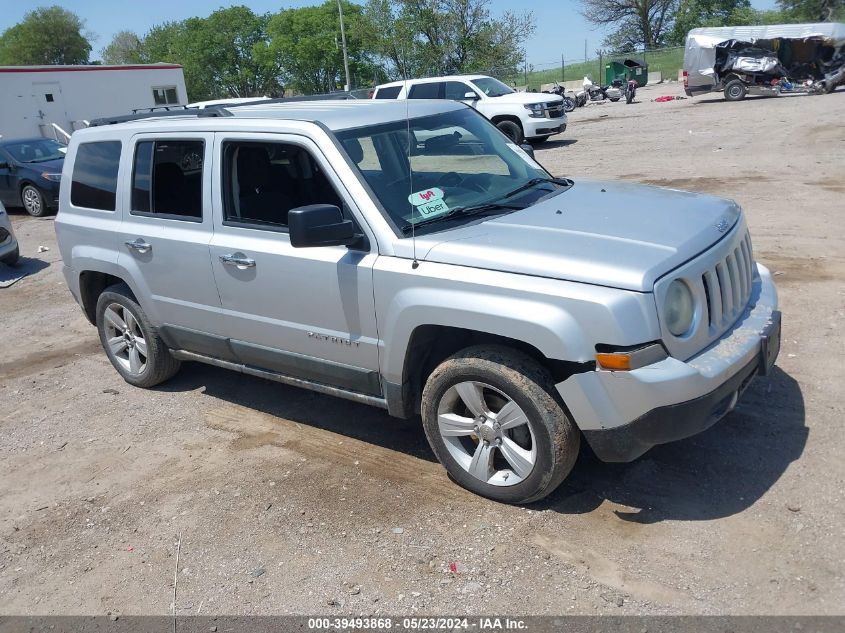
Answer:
4;139;66;163
335;108;567;235
471;77;515;98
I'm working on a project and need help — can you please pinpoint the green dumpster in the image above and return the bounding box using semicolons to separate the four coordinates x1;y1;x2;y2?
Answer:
605;58;649;86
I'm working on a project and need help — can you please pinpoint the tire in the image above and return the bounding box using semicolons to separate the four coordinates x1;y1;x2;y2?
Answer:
724;79;747;101
21;185;48;217
95;283;181;388
496;120;524;145
421;345;580;504
626;90;634;104
1;245;19;267
562;97;575;112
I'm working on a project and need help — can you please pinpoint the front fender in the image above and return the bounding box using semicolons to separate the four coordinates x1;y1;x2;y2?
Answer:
373;259;661;384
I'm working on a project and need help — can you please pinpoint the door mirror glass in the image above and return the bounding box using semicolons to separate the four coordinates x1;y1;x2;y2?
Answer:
288;204;356;248
464;91;480;100
519;143;536;159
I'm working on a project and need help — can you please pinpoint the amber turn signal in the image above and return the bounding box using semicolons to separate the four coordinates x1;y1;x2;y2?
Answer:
595;353;632;371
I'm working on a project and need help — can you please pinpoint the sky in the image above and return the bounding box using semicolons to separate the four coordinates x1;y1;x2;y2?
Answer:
0;0;779;70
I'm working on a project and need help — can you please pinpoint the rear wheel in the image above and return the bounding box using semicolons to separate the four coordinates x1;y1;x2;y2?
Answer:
724;79;747;101
96;283;181;388
496;120;524;145
21;185;47;217
421;345;580;504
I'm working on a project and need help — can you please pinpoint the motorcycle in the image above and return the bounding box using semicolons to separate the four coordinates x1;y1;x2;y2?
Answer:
582;76;623;102
541;81;576;112
625;78;638;104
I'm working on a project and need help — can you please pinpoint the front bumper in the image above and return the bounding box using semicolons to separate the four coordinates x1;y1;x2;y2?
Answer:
557;263;780;462
524;116;567;139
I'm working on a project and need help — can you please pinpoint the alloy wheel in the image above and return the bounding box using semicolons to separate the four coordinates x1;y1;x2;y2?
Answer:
436;381;537;487
103;303;148;375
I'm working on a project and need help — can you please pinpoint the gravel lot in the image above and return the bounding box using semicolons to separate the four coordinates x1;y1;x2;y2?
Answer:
1;82;843;617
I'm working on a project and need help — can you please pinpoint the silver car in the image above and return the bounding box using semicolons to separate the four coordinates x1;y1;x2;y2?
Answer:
54;100;780;504
0;201;20;266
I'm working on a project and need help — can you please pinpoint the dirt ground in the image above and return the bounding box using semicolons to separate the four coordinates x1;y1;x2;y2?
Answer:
1;82;843;617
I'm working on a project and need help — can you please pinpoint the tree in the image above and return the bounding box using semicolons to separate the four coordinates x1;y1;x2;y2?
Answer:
777;0;844;20
363;0;534;80
265;1;378;94
101;30;143;65
139;7;283;102
580;0;676;50
0;6;92;65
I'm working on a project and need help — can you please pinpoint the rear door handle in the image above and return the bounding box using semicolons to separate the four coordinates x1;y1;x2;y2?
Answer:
219;253;256;268
125;238;152;254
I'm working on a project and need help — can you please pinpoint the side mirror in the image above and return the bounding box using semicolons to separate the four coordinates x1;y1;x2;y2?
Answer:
519;143;536;159
464;91;480;100
289;204;357;248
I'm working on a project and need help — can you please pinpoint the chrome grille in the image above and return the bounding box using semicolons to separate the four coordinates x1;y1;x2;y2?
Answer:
545;103;564;118
701;231;754;330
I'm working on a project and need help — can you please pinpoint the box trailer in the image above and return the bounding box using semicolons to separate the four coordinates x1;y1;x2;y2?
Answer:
683;22;845;100
0;64;187;140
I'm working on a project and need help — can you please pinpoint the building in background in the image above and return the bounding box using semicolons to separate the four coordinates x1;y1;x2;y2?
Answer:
0;64;187;141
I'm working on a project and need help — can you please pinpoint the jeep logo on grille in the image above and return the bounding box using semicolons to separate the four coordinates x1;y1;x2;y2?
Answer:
715;217;731;233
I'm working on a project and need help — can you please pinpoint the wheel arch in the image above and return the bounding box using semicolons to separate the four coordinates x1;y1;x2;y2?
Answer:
489;114;524;132
76;265;144;325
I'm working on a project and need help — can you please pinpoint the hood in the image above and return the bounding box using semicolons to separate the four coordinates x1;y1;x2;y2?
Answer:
395;179;741;292
21;157;64;173
490;91;564;106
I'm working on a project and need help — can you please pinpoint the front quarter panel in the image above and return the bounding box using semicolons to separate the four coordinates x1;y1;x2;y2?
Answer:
374;257;661;384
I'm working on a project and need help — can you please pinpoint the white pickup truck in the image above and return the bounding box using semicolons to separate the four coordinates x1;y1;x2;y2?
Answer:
372;75;566;144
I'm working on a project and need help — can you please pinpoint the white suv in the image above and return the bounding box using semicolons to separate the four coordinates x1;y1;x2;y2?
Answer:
372;75;566;144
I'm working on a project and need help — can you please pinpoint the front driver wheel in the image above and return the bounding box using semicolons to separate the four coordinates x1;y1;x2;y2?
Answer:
496;120;524;145
21;185;47;217
96;283;181;388
421;345;579;504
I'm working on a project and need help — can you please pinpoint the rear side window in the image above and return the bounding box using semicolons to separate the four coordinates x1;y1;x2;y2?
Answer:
70;141;121;211
131;140;204;220
374;85;401;99
408;82;441;99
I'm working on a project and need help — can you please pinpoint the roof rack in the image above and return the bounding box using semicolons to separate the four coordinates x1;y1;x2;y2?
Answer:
223;92;359;109
89;106;233;127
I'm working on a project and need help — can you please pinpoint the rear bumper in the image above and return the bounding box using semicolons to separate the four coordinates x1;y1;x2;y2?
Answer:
558;264;780;462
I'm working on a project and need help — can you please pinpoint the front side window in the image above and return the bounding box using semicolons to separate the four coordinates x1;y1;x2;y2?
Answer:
131;140;203;220
152;86;179;105
222;141;342;230
375;85;401;99
335;108;568;235
5;139;66;163
471;77;514;97
408;82;441;99
444;81;473;100
70;141;121;211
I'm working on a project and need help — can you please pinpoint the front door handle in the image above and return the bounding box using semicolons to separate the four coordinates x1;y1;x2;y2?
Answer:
125;238;152;254
219;253;256;268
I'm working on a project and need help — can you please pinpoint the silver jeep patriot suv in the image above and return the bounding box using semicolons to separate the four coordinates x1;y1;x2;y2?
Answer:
55;99;781;503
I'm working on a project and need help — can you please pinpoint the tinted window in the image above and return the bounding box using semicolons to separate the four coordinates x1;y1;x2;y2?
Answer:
222;141;342;230
131;140;203;220
408;82;441;99
70;141;121;211
375;85;401;99
444;82;473;100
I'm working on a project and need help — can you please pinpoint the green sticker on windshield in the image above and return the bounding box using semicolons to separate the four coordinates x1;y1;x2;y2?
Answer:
416;198;450;219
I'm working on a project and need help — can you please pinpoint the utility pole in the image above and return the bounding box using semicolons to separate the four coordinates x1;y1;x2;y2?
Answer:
584;39;587;63
561;54;565;82
337;0;351;91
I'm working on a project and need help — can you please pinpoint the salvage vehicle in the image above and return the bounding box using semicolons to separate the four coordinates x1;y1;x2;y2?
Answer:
372;75;566;145
0;137;65;217
54;100;780;504
684;22;845;100
0;200;20;266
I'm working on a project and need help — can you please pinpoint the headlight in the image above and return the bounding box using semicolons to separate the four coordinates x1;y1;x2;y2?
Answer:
41;172;62;182
524;103;544;118
664;279;694;336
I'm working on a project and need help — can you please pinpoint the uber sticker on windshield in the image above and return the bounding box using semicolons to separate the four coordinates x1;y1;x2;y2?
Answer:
416;198;450;218
408;188;444;206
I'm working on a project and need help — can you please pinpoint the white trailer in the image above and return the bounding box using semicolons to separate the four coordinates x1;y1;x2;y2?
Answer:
0;64;187;141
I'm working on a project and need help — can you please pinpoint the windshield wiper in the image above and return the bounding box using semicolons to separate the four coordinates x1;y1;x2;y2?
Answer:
29;157;62;163
502;177;573;199
400;202;523;236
